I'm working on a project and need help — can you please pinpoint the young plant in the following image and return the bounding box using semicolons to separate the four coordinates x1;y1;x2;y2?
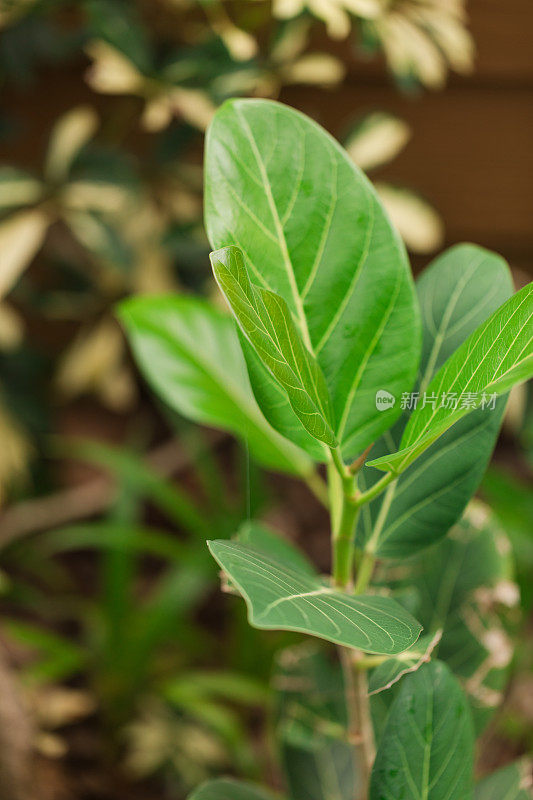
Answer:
120;99;533;800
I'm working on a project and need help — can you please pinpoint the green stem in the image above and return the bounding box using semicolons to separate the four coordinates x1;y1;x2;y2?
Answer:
354;470;396;507
333;498;359;588
328;449;375;800
329;448;359;588
353;550;376;595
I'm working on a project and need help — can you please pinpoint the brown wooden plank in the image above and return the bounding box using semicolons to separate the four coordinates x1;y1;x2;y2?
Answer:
281;83;533;275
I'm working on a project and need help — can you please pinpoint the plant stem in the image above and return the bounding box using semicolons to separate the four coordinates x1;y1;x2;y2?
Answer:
352;660;376;794
339;647;375;800
329;448;358;588
354;470;396;507
333;497;359;588
328;447;381;799
353;550;376;595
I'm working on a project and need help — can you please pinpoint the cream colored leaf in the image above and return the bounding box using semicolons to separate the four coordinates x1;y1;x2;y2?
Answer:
142;96;174;132
31;688;96;729
408;6;474;73
270;18;311;64
35;733;67;759
61;180;132;213
309;0;351;39
345;112;411;171
85;40;144;95
0;301;24;349
282;53;345;85
275;0;382;37
0;402;31;506
56;319;135;410
45;106;98;183
0;209;49;299
342;0;382;19
168;88;216;130
376;13;447;88
375;183;444;253
273;0;305;20
212;67;265;97
0;168;43;209
216;22;258;61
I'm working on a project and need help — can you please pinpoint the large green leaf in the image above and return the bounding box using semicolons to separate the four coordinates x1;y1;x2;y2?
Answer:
398;502;517;732
236;520;316;577
356;244;512;557
118;295;311;477
274;643;356;800
208;540;421;654
475;760;533;800
210;245;336;449
370;660;474;800
205;97;420;461
188;779;278;800
369;281;533;474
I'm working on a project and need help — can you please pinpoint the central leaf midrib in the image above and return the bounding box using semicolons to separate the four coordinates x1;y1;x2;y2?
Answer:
235;104;314;354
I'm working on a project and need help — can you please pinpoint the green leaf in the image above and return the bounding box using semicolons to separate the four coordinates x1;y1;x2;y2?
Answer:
357;244;513;557
368;631;441;695
4;620;87;686
370;660;474;800
208;540;421;654
475;760;533;800
205;97;420;461
237;520;316;577
398;502;517;732
274;643;356;800
118;295;311;477
187;779;279;800
369;280;533;474
210;245;336;449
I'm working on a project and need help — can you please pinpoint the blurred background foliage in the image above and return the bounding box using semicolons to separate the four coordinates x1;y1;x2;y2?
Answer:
0;2;531;799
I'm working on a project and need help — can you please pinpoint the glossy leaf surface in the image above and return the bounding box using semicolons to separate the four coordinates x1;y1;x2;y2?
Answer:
210;245;336;448
369;281;533;474
118;295;311;476
205;97;420;460
208;540;421;654
370;660;474;800
357;244;512;557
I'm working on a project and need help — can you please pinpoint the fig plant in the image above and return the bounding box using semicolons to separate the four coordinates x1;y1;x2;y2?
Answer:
120;99;533;800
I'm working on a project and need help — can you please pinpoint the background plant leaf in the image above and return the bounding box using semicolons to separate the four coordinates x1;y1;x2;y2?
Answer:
274;643;356;800
119;295;312;477
188;778;279;800
370;660;474;800
391;501;517;733
357;244;513;557
475;760;533;800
